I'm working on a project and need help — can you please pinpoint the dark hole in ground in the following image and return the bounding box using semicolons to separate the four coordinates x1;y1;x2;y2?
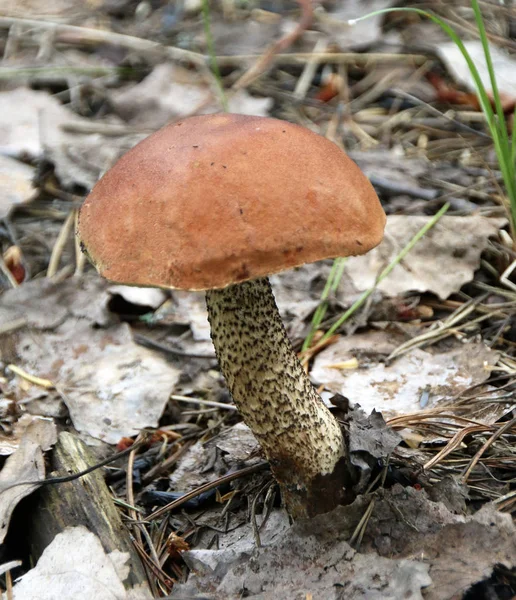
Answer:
463;564;516;600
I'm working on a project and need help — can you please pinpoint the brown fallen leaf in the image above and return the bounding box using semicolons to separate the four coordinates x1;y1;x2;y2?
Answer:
0;417;56;544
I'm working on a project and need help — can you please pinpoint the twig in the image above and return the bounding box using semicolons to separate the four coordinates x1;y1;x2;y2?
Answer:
461;415;516;482
147;462;269;521
130;537;173;592
216;52;428;67
136;523;162;582
47;209;75;278
142;441;192;485
0;17;205;67
1;436;149;491
0;318;27;336
293;38;327;100
387;295;488;361
232;0;314;90
251;480;275;547
349;498;375;549
133;333;216;359
171;394;237;411
126;440;144;557
391;89;492;140
5;569;13;600
424;424;490;471
0;66;130;80
7;364;54;388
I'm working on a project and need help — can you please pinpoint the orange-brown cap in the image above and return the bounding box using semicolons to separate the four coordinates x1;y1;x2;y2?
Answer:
78;114;385;290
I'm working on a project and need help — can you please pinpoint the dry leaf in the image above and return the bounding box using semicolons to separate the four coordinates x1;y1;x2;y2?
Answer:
311;330;498;418
0;88;145;189
438;40;516;99
0;418;56;544
2;277;179;443
111;63;272;129
0;414;56;456
173;487;516;600
17;320;179;443
0;156;36;219
7;526;151;599
318;0;396;48
346;216;505;300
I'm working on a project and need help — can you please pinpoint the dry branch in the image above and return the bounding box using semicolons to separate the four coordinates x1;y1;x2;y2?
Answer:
29;432;150;593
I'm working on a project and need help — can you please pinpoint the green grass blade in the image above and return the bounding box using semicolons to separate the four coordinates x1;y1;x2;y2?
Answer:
351;5;516;233
471;0;506;138
319;203;450;343
202;0;229;111
302;257;347;351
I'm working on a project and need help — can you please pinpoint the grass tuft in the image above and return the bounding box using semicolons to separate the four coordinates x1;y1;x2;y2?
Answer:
349;1;516;236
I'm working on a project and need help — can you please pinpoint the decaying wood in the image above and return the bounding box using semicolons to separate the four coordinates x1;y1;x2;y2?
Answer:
29;431;149;592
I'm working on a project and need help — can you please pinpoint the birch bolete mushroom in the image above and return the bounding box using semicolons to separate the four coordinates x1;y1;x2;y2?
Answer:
77;114;386;519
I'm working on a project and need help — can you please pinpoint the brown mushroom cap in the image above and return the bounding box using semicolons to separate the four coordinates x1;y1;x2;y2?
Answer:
78;114;385;290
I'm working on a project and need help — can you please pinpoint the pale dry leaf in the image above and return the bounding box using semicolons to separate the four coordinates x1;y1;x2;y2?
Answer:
393;503;516;600
158;290;212;341
0;88;145;189
173;493;434;599
209;17;281;57
157;267;321;344
168;441;212;491
311;330;498;418
0;276;113;330
438;40;516;98
0;155;36;219
351;149;429;187
210;421;261;463
0;418;56;544
345;215;505;300
317;0;396;48
0;414;56;456
170;422;262;492
7;526;152;599
2;0;95;20
2;277;179;443
111;63;272;129
17;320;180;443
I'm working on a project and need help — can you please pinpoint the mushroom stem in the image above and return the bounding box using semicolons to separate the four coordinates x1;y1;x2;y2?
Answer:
206;277;348;518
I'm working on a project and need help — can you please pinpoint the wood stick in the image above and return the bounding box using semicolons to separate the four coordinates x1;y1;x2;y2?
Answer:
29;432;150;593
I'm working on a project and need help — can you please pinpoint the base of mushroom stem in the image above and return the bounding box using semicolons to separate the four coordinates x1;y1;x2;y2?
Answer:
274;456;356;520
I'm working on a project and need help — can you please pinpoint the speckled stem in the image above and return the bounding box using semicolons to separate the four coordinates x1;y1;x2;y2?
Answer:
206;277;347;518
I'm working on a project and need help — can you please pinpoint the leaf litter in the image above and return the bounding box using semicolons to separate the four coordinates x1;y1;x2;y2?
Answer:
171;486;516;600
1;276;180;443
346;215;505;300
4;526;151;600
311;329;499;419
0;416;56;545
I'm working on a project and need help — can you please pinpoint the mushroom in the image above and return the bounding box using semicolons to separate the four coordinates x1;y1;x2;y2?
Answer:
77;114;385;518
